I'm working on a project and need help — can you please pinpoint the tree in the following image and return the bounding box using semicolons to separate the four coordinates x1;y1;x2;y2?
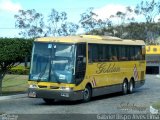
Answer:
134;0;160;42
46;9;67;36
110;6;135;38
58;22;79;36
15;9;79;37
14;9;45;38
46;8;79;36
0;38;33;95
79;7;109;33
104;22;160;44
135;0;160;23
79;8;97;32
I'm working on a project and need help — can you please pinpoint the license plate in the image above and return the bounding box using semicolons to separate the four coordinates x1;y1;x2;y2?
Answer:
61;93;69;97
28;92;36;98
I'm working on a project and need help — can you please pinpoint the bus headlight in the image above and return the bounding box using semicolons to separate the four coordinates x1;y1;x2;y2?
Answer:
29;84;38;88
60;87;73;91
65;87;72;91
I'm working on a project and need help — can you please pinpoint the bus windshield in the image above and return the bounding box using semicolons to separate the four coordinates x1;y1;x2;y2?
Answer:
29;42;76;84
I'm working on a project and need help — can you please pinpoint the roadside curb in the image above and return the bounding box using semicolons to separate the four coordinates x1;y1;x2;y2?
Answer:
0;94;27;101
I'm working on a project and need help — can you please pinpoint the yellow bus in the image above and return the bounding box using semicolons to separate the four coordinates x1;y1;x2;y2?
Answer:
28;35;146;103
146;45;160;74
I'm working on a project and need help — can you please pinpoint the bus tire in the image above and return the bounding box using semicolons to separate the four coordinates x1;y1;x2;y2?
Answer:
128;80;134;94
83;85;92;102
122;80;128;95
43;98;55;104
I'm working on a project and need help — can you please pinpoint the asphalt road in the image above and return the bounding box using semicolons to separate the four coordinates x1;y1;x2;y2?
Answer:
0;75;160;120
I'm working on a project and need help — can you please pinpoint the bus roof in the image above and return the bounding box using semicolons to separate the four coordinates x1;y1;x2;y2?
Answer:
35;35;145;46
146;45;160;54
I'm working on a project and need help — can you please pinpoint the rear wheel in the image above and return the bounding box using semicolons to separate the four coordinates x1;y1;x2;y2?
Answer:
83;85;92;102
122;80;128;95
43;98;55;104
128;80;134;94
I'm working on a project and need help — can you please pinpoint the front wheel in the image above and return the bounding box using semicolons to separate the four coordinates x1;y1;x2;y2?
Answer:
43;98;55;104
83;85;92;102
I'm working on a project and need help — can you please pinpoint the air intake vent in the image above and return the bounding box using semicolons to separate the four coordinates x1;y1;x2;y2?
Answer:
50;86;59;89
38;85;47;88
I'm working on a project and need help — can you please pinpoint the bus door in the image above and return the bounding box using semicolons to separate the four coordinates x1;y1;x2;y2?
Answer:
75;43;86;85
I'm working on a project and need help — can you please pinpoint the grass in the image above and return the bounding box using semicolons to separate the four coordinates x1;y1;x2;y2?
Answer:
153;101;160;110
2;74;28;95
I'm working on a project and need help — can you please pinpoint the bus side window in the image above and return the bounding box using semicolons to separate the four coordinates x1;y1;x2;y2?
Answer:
88;44;99;63
135;46;142;60
118;46;128;61
110;45;118;61
92;45;98;62
104;45;109;61
129;46;135;60
108;45;112;61
98;45;104;62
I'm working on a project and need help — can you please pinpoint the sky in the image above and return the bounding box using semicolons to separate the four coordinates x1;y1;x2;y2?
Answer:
0;0;155;38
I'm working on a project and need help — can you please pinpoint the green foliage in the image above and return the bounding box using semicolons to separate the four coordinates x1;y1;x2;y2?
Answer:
13;1;160;43
79;7;110;32
8;65;30;75
47;9;79;36
0;38;33;94
135;0;160;23
14;9;45;38
88;22;160;44
0;38;33;73
14;9;79;38
84;0;160;45
123;22;160;43
58;22;79;36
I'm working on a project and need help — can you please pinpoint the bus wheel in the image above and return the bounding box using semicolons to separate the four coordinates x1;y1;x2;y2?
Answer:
128;80;134;94
43;98;55;104
122;80;128;95
83;85;92;102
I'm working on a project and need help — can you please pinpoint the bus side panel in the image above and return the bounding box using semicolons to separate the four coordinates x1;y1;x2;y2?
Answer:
79;61;146;97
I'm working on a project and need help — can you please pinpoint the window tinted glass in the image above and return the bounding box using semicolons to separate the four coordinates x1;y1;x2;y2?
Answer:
88;44;143;63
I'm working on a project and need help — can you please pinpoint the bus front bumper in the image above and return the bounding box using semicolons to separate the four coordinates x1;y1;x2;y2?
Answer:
28;88;84;101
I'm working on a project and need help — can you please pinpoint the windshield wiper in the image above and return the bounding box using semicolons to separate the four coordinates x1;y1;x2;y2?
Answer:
37;62;49;82
37;72;43;82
